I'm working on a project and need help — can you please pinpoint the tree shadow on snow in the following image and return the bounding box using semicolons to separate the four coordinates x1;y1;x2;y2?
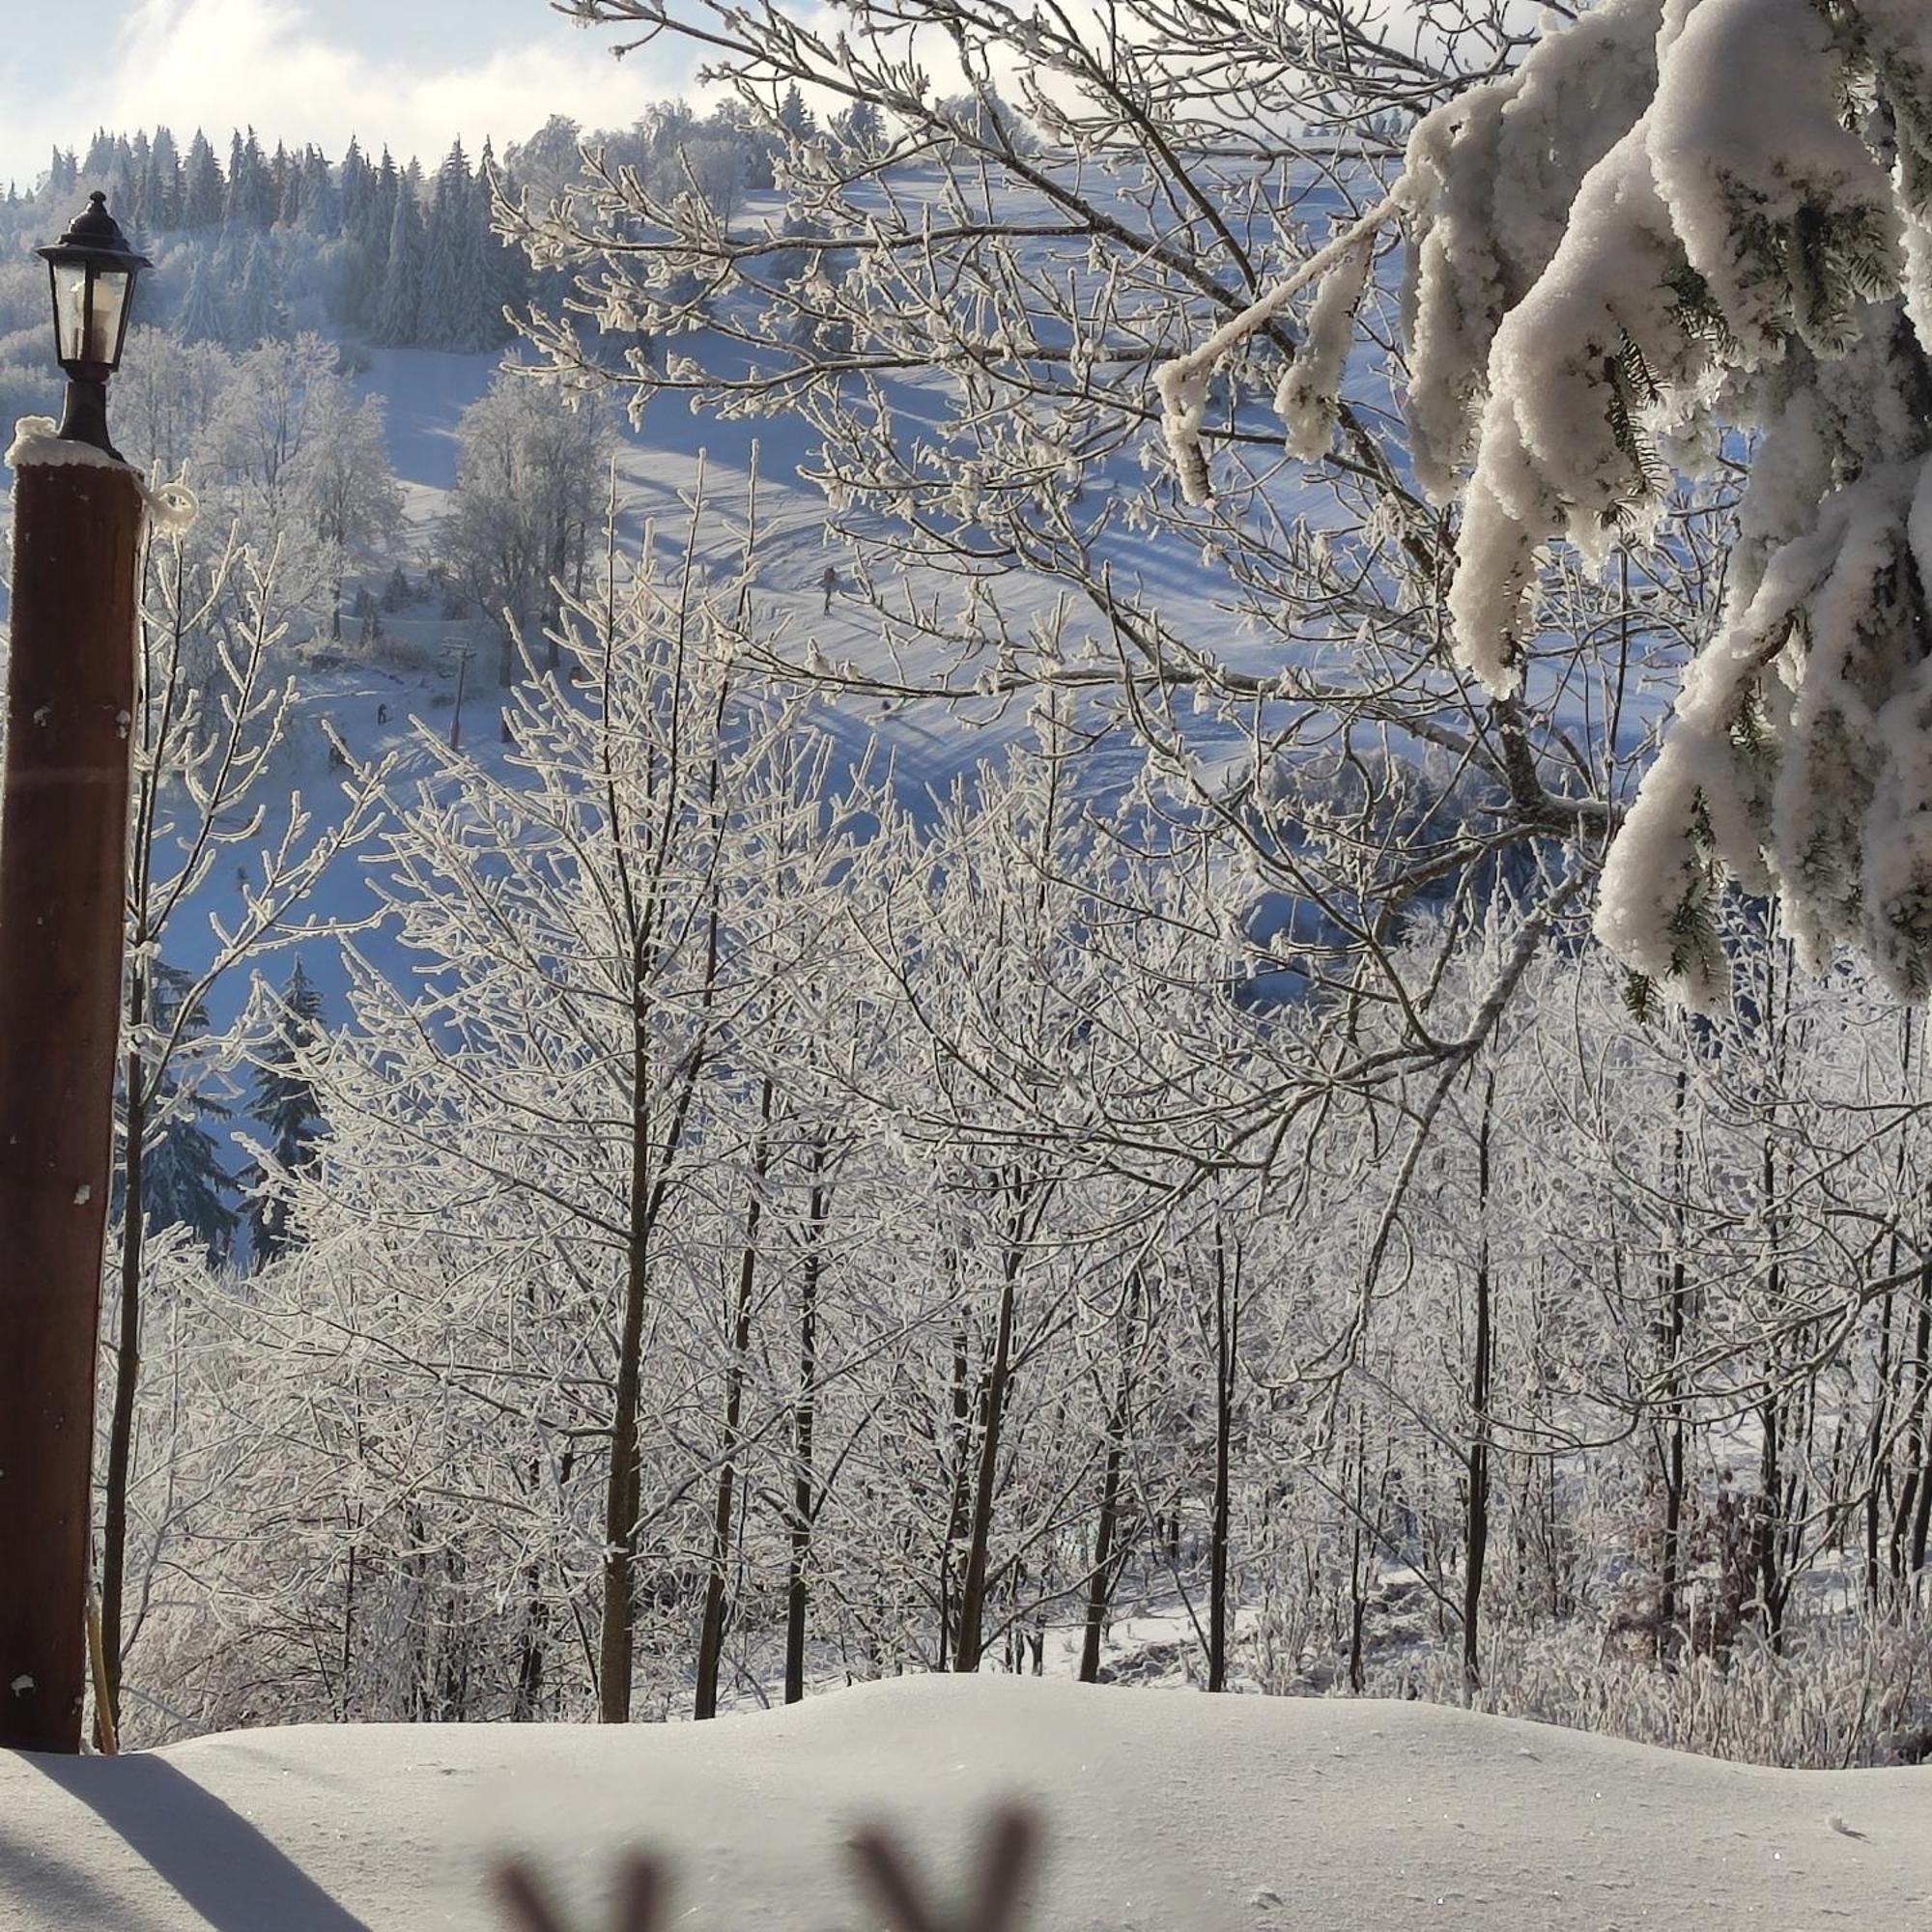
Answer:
26;1753;372;1931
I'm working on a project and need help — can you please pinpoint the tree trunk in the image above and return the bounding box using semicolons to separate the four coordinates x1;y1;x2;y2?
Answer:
99;996;147;1738
598;1012;654;1723
1079;1356;1131;1684
696;1081;770;1719
1208;1229;1237;1693
511;1568;548;1721
1891;1275;1932;1578
955;1241;1021;1673
1463;1069;1494;1698
1658;1065;1689;1658
1347;1412;1370;1693
939;1312;969;1669
783;1139;829;1704
340;1539;358;1721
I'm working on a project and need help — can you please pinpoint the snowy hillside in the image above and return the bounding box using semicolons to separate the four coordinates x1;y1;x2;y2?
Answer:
4;1676;1924;1931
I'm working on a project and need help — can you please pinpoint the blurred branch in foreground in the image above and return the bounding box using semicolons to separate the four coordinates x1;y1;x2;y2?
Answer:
494;1806;1039;1932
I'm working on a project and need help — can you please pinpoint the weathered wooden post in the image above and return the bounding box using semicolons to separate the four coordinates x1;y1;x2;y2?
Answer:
0;192;151;1754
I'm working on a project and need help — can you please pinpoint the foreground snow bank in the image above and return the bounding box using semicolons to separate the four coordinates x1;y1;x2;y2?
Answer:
2;1676;1925;1930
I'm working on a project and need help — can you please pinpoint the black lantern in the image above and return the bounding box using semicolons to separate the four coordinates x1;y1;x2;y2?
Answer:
36;192;151;458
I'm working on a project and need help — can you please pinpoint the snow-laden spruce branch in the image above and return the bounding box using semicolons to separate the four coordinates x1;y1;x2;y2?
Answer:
1156;0;1932;1009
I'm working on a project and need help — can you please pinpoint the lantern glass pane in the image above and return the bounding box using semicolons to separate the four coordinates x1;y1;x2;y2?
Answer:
88;270;130;369
50;262;88;364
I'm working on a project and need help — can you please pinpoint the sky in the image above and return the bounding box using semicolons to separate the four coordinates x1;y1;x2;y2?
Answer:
0;0;699;190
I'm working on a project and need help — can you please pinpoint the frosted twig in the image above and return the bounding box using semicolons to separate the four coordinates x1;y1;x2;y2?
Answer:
1154;192;1403;504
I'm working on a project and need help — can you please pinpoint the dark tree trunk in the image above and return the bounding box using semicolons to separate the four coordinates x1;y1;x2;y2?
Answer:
1892;1278;1932;1578
696;1081;771;1719
1208;1230;1237;1692
1658;1065;1689;1658
1079;1322;1134;1684
511;1573;548;1721
340;1540;358;1720
939;1312;969;1669
955;1238;1021;1674
99;995;147;1739
598;1007;654;1723
783;1140;829;1704
1463;1069;1495;1697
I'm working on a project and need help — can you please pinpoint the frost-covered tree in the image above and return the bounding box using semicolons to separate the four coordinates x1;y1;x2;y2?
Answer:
231;236;289;346
437;371;615;682
173;249;223;345
181;131;223;229
777;83;817;140
420;141;494;352
204;331;338;513
529;0;1932;1025
113;326;229;475
190;331;384;633
100;530;390;1731
301;383;405;638
520;0;1615;1072
280;483;884;1721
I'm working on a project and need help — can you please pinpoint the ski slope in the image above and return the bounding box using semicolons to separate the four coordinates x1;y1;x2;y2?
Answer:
2;1675;1925;1931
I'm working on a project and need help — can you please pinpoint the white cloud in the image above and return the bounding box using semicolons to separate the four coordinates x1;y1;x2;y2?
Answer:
2;0;694;185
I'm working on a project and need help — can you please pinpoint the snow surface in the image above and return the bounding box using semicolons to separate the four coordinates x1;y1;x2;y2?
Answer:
2;1676;1926;1930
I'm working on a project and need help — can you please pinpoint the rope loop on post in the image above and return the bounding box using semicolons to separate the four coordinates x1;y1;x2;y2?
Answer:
5;415;199;537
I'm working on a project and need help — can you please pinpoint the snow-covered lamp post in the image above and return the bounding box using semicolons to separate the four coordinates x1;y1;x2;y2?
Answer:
0;192;151;1753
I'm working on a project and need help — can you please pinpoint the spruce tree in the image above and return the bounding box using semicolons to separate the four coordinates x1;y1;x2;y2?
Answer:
126;132;152;230
248;961;326;1265
182;131;222;228
147;127;181;229
357;149;403;334
372;177;425;346
225;127;275;227
270;140;297;225
778;82;817;138
476;140;525;337
418;141;471;349
298;145;337;234
136;966;237;1264
81;128;119;183
339;137;372;230
224;130;249;225
232;237;289;345
830;97;885;151
175;249;223;344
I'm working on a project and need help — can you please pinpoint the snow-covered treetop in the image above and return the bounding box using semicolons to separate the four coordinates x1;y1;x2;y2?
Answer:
1167;0;1932;1008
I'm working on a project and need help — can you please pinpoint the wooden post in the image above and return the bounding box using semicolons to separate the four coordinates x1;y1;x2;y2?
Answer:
0;455;144;1753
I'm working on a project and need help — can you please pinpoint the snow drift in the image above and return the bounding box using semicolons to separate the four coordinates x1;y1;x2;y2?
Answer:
2;1675;1926;1930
